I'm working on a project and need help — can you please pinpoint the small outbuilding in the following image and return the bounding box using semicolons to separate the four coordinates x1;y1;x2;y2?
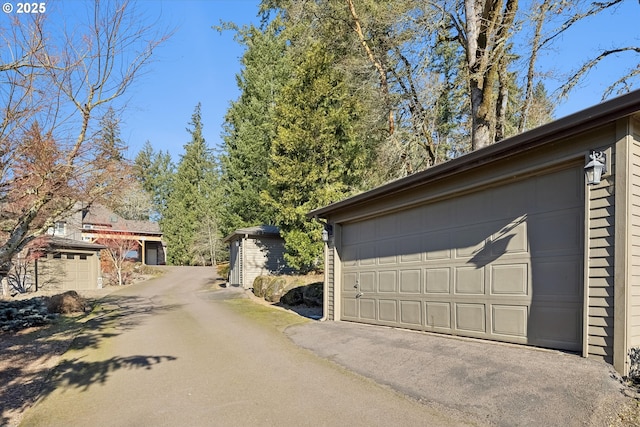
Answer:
310;90;640;376
35;237;105;291
223;225;293;289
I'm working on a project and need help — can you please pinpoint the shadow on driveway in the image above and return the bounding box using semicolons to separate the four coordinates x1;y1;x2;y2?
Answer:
0;294;180;426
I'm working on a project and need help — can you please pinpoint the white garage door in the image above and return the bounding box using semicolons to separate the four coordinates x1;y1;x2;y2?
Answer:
341;166;584;351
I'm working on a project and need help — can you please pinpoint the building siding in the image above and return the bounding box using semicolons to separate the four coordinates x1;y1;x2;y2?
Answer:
226;235;292;289
326;235;335;320
587;146;616;363
242;236;291;288
629;122;640;348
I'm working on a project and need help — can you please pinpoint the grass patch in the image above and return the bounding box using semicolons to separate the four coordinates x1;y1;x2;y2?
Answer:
224;297;310;332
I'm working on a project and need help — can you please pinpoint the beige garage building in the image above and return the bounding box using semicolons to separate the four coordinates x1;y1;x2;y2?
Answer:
310;90;640;376
36;237;105;291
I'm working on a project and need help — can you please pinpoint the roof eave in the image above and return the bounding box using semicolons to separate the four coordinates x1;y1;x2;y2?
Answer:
309;89;640;219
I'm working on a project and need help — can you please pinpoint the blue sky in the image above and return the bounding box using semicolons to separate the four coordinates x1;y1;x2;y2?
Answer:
3;0;639;162
117;0;263;161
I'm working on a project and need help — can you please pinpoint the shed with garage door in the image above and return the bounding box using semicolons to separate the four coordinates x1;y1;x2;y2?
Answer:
309;90;640;376
35;237;105;291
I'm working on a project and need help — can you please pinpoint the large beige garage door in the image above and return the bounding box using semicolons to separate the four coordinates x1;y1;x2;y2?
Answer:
341;166;584;351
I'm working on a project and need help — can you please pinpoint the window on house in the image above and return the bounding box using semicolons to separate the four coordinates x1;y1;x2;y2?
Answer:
54;221;66;236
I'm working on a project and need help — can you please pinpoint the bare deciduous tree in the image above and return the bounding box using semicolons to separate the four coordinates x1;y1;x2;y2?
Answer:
97;231;139;286
0;1;168;280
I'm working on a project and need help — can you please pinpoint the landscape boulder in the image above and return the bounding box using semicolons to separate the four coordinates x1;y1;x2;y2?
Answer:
47;290;88;314
302;282;323;307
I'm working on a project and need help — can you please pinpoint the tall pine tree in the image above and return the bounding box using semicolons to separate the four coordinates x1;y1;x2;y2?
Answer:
218;17;289;235
163;104;219;265
133;141;174;220
263;41;370;271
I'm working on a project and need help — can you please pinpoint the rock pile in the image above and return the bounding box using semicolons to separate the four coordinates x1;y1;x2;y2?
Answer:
0;290;88;333
0;297;58;333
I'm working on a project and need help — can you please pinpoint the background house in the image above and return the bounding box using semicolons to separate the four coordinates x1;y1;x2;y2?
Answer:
224;225;293;289
310;90;640;377
51;204;165;266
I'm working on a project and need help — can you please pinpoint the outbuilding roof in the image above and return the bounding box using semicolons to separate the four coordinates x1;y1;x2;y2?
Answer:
309;89;640;219
222;225;281;243
47;237;106;251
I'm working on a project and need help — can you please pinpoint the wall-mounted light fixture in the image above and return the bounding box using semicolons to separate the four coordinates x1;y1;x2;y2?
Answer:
584;150;607;186
321;224;333;243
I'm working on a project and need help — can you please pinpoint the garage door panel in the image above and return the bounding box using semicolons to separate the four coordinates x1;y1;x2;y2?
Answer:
376;214;397;238
424;230;451;260
377;240;397;265
454;225;487;258
491;180;530;218
379;300;398;322
424;202;452;231
343;298;358;318
340;165;583;353
455;267;485;294
491;219;528;255
399;269;421;293
425;268;451;293
397;208;424;236
490;264;528;295
379;270;397;292
400;300;422;325
455;191;493;224
532;258;581;296
492;305;527;337
344;272;357;290
529;210;582;254
426;302;451;328
535;168;583;210
357;220;376;244
360;298;376;320
400;236;423;263
455;303;486;333
529;305;581;350
360;271;375;292
343;246;358;266
359;245;376;265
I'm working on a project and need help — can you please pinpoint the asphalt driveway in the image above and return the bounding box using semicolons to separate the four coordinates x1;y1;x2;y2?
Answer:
18;267;635;426
286;318;632;426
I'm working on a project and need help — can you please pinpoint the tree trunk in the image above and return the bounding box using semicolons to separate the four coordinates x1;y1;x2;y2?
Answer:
463;0;518;150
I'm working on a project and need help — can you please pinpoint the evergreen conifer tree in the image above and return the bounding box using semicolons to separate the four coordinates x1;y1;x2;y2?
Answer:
163;104;219;265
